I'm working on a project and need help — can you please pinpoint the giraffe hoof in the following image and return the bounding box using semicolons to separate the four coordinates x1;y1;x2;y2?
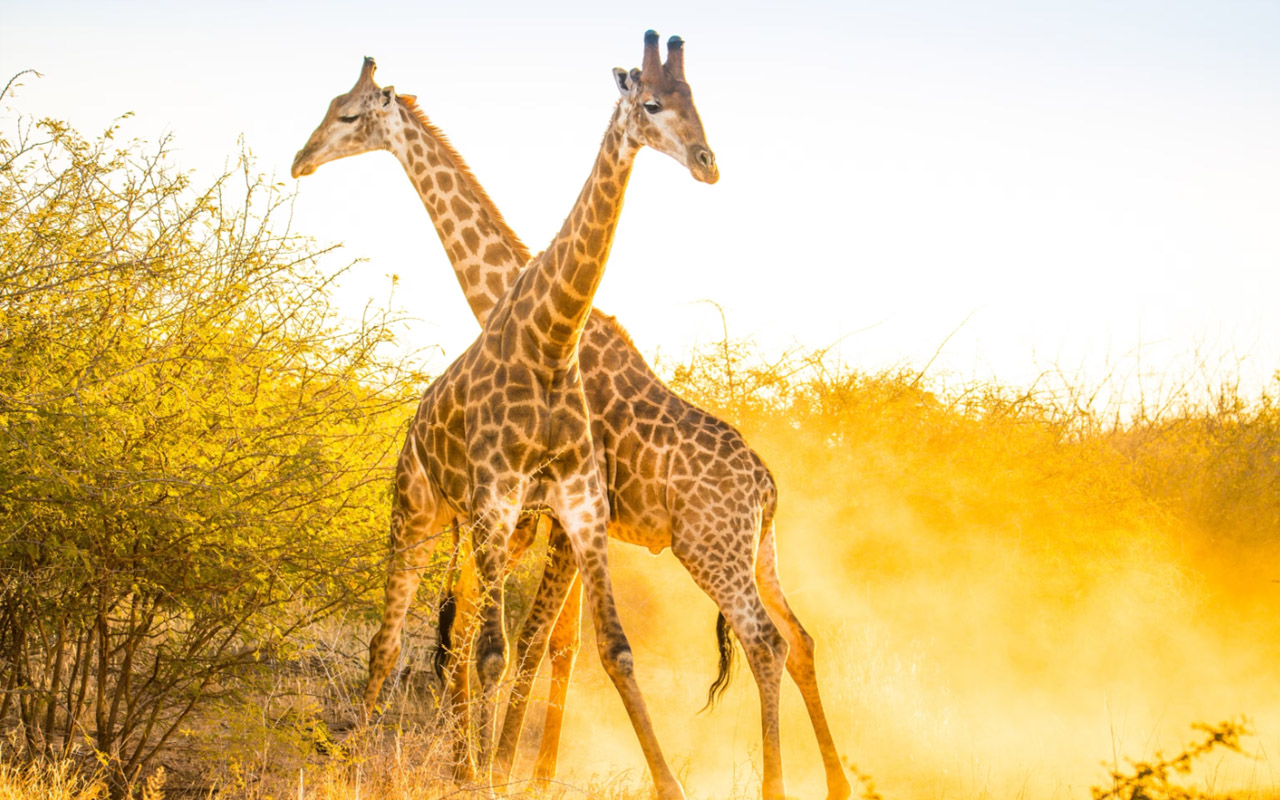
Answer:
826;775;854;800
656;779;687;800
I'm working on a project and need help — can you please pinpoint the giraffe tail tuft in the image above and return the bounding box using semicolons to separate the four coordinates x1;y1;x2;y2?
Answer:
434;592;457;681
700;611;737;713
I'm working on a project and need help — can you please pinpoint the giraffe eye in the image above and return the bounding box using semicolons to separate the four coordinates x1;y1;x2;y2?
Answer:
642;101;662;115
339;115;360;123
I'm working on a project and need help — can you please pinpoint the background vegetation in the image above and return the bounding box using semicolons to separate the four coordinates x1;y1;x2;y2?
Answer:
0;99;423;796
2;99;1278;798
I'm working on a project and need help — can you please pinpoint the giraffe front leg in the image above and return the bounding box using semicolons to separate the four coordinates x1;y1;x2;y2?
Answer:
493;521;579;781
468;492;521;789
532;570;582;783
551;478;686;800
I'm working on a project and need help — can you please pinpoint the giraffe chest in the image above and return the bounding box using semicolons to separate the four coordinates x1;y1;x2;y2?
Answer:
470;375;591;461
412;361;594;511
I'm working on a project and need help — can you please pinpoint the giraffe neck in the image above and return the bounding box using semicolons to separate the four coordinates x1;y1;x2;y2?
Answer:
517;104;640;359
387;97;531;326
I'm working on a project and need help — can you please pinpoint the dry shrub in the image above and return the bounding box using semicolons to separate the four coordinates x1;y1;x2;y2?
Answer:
1092;719;1250;800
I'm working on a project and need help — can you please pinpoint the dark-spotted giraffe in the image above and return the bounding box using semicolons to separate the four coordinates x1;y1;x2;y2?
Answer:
291;35;850;800
294;31;715;800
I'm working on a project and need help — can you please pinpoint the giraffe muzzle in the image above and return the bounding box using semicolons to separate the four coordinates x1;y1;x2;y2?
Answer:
691;147;719;184
291;149;317;179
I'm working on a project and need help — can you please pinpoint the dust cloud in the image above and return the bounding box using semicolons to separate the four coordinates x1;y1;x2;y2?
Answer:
504;365;1280;799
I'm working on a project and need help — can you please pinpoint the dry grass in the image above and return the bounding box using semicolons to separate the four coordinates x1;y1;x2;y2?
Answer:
0;756;109;800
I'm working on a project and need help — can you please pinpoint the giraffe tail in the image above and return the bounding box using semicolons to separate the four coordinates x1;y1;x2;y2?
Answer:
433;520;464;681
701;611;737;712
434;592;457;680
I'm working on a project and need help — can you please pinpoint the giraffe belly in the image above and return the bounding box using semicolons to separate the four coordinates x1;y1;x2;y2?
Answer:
607;520;672;555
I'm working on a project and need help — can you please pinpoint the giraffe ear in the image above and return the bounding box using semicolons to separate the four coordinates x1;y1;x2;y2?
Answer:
381;86;396;107
612;67;631;97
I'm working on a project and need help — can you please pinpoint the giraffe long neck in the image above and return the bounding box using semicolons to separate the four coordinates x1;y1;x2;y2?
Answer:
388;97;531;326
517;104;639;359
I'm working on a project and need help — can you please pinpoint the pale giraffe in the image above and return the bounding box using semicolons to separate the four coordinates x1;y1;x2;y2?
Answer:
293;31;716;800
291;39;850;800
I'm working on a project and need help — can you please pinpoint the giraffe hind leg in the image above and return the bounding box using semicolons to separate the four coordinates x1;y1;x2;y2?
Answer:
364;465;451;721
673;521;789;800
493;521;579;781
532;570;582;782
755;523;853;800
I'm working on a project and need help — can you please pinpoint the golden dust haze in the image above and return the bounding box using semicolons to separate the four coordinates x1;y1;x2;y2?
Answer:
497;345;1280;799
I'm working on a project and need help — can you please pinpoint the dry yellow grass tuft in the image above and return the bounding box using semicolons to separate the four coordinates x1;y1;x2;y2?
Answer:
0;758;108;800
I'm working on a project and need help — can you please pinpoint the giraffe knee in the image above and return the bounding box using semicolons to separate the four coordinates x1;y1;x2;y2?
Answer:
368;631;400;670
771;631;791;666
797;629;815;659
599;641;634;680
757;624;790;671
476;635;507;686
787;626;815;665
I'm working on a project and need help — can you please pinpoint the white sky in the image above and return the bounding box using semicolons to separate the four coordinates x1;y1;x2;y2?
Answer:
4;0;1279;405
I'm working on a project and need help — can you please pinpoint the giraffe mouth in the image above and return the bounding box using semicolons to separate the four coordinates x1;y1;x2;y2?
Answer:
690;147;719;184
291;149;318;179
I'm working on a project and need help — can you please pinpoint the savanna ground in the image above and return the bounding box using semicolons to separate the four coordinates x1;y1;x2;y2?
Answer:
2;88;1279;800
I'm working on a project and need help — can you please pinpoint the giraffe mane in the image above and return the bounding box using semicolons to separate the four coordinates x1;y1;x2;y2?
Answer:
594;311;639;351
396;95;534;265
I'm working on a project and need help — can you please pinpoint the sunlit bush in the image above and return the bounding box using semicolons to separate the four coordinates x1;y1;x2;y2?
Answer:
0;105;422;795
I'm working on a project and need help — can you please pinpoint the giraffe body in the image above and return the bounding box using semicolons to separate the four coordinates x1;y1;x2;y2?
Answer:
293;37;849;800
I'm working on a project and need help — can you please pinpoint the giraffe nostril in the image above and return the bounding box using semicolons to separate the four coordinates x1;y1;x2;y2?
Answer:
696;149;715;169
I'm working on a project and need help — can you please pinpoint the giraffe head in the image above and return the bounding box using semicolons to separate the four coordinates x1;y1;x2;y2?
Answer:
292;57;411;178
613;30;718;184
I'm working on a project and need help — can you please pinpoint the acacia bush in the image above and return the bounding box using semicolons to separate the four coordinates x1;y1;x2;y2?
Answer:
1111;385;1280;550
661;335;1279;696
0;106;423;793
664;332;1280;565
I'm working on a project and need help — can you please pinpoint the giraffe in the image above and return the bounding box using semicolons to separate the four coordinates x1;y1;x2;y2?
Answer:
294;31;716;800
291;39;850;800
